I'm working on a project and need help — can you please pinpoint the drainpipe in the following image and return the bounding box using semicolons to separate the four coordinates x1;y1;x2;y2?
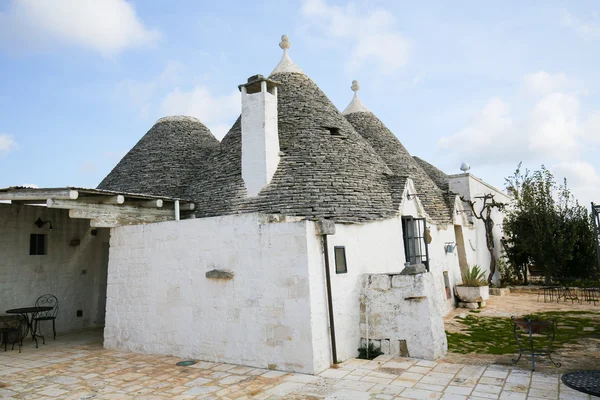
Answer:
318;219;337;365
174;200;180;221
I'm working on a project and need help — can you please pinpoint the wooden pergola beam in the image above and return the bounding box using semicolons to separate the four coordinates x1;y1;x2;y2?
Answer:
0;189;78;201
77;195;125;205
123;199;164;208
48;199;172;217
68;210;173;227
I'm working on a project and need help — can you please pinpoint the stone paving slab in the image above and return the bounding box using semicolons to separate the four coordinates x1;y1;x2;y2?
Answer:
0;329;592;399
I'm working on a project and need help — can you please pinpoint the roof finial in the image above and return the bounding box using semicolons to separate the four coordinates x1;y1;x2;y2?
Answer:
271;34;304;75
279;35;291;52
343;79;370;115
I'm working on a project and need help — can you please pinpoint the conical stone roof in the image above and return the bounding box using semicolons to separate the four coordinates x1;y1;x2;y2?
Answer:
413;156;455;214
344;90;452;224
98;116;219;198
186;71;397;223
413;156;450;192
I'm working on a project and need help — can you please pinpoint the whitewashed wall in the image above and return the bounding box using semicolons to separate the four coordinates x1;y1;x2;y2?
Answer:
321;218;406;363
0;204;110;333
360;272;447;360
104;213;327;374
449;174;510;282
427;224;461;316
317;210;457;363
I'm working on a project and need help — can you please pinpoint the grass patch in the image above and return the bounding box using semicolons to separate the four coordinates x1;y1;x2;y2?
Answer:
447;311;600;355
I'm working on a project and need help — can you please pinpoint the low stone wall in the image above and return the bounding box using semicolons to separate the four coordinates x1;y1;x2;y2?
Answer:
360;272;447;360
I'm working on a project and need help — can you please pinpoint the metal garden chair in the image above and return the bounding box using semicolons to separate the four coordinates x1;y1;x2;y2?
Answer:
33;294;59;340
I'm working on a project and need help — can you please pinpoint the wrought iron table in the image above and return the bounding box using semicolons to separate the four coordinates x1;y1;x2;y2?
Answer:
562;370;600;397
511;316;561;371
537;286;560;302
5;306;52;348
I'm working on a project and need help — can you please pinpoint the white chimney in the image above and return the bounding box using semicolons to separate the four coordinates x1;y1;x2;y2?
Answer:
238;74;280;197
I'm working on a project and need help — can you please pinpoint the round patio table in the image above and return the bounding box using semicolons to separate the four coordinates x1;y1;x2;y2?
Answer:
561;370;600;397
6;306;52;348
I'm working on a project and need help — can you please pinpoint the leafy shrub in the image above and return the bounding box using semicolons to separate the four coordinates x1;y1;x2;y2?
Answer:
460;265;488;287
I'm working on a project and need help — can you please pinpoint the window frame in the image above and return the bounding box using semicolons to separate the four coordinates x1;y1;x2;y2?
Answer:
334;246;348;274
30;233;47;256
401;216;429;271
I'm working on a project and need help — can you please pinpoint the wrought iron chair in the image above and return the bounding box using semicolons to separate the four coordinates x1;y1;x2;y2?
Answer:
0;315;22;352
33;294;59;340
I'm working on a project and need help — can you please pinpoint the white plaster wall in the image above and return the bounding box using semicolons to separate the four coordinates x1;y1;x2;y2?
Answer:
427;224;461;316
449;174;510;282
312;218;415;364
0;204;110;332
104;213;321;374
241;87;279;196
360;272;447;360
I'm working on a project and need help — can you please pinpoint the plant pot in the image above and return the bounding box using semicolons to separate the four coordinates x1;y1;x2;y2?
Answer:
455;285;490;303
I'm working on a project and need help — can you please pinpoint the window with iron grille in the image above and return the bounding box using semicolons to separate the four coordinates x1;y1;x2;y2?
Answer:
401;216;429;271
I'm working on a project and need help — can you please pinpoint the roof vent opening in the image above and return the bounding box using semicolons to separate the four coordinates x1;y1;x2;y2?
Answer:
324;126;344;138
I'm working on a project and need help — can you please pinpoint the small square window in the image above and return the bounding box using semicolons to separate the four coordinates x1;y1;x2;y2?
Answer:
30;234;47;255
334;246;347;274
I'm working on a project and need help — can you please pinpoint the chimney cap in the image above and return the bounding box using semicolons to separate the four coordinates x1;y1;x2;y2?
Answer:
238;75;280;92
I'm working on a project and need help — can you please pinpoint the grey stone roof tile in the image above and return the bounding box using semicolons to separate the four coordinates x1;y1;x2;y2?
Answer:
345;111;452;224
185;72;398;223
97;116;219;198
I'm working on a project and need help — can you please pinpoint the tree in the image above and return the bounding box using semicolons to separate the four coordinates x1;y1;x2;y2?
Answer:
461;194;506;284
503;164;598;284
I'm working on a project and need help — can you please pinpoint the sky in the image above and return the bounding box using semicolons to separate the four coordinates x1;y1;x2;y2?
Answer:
1;0;599;207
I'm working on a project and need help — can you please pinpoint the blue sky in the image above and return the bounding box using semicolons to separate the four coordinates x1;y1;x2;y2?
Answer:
1;0;599;206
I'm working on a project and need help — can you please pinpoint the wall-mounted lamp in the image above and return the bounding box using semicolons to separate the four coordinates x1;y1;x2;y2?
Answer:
34;217;54;230
444;242;457;254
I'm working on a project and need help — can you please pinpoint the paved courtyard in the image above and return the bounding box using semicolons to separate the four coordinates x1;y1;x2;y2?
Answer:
0;329;593;399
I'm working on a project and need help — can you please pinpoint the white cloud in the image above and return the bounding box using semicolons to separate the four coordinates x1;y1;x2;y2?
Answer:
301;0;411;73
20;183;39;188
527;92;580;160
437;71;595;166
551;161;600;206
581;111;600;144
561;10;600;40
160;86;239;140
0;0;159;57
524;71;572;95
0;134;18;156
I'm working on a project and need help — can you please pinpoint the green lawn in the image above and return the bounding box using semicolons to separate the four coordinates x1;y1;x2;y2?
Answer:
446;311;600;355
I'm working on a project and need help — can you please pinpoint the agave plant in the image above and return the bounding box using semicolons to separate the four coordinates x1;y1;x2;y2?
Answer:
461;265;488;287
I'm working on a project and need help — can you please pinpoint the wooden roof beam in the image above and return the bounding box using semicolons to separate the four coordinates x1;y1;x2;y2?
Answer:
48;199;172;217
77;195;125;205
0;189;78;201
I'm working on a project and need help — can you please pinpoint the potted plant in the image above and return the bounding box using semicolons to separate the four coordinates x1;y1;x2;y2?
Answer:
455;265;490;306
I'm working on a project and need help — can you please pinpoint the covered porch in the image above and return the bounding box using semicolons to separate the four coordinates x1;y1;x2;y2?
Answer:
0;186;194;342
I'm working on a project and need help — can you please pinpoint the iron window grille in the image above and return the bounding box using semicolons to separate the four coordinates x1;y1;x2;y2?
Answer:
334;246;347;274
401;216;430;271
